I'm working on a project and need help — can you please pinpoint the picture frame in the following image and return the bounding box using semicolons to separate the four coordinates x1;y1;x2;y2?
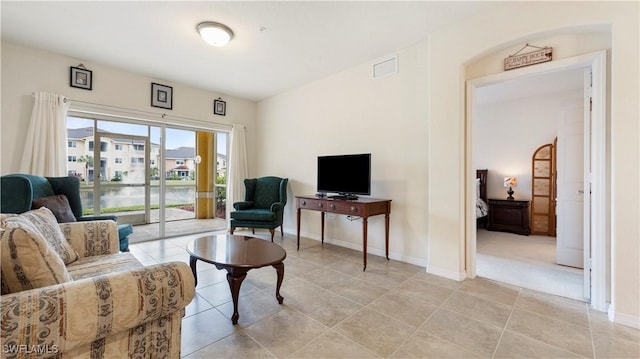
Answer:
214;98;226;116
70;66;92;90
151;82;173;110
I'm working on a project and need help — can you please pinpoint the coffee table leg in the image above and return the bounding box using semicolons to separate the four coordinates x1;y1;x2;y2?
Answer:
226;270;247;325
189;256;198;287
272;262;285;304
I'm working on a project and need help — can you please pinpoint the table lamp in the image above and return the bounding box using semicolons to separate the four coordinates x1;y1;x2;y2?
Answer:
504;177;517;200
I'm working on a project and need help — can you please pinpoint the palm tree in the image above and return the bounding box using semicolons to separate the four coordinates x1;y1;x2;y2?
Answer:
77;155;94;182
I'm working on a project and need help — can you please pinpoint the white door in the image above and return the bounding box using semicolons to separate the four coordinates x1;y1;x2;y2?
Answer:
556;105;587;269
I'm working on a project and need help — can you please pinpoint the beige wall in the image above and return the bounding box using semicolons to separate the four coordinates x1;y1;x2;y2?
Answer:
257;43;429;265
1;41;258;175
428;2;638;325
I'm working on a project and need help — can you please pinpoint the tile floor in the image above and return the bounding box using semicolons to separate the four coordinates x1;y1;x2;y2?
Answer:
128;231;640;359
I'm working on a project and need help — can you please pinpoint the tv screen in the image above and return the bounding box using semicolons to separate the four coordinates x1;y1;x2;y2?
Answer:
317;153;371;198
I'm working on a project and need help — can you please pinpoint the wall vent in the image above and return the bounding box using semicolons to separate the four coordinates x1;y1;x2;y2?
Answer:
373;55;398;79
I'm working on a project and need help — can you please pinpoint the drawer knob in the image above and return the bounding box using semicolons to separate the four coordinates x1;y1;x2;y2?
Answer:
330;204;335;209
318;203;323;208
302;201;306;206
351;206;357;212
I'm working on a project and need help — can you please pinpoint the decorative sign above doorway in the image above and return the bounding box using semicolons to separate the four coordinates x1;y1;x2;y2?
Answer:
504;43;552;71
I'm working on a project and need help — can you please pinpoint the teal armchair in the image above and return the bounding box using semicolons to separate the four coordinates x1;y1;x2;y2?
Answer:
0;174;133;251
230;176;288;241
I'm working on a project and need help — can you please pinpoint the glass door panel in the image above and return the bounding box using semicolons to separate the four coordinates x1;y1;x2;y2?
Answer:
94;131;150;226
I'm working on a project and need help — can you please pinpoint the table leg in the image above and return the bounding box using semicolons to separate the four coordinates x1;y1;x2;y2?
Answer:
297;208;301;250
189;256;198;287
362;217;368;271
385;212;390;260
225;269;248;325
321;211;325;244
272;262;285;304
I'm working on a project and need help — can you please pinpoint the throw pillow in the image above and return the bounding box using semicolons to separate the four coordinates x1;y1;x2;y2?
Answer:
0;227;73;293
1;207;78;264
32;194;77;223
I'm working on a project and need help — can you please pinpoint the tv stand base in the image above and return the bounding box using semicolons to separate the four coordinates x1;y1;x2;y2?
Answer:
328;194;358;200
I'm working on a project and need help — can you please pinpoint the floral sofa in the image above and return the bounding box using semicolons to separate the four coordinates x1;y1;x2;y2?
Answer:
1;208;195;358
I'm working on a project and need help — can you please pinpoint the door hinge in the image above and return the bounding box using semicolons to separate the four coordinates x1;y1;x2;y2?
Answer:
587;258;592;270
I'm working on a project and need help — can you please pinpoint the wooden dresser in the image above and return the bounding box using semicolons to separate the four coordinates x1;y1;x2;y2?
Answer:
487;199;530;235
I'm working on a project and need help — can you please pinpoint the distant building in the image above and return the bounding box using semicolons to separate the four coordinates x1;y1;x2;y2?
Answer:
67;128;226;181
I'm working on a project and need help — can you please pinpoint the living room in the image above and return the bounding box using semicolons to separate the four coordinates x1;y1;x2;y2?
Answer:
2;1;639;357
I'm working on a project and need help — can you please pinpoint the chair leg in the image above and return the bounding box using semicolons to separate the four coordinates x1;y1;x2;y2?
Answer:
252;228;255;234
269;229;275;242
230;227;235;234
280;225;284;236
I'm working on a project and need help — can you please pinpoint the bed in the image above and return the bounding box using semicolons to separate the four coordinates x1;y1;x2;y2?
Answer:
476;169;489;227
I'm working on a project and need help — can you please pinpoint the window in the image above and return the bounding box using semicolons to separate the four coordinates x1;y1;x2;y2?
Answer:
88;141;107;151
115;158;123;164
115;144;123;150
68;141;76;148
131;157;144;164
114;171;122;177
133;144;144;151
68;156;77;162
176;160;185;165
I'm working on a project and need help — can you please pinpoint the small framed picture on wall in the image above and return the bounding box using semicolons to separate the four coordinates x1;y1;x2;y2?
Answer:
151;82;173;110
214;98;226;116
70;66;92;90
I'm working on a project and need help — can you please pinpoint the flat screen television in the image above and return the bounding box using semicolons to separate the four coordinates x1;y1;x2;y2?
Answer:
317;153;371;199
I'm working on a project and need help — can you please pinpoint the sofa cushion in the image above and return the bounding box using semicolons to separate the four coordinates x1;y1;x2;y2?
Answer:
1;207;79;264
67;252;143;280
32;194;77;223
0;227;72;293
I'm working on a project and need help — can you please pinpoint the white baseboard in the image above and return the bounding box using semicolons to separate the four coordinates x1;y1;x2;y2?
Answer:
608;304;640;329
287;228;426;268
426;264;466;281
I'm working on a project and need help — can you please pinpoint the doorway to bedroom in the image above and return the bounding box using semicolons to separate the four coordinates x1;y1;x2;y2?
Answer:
466;51;608;309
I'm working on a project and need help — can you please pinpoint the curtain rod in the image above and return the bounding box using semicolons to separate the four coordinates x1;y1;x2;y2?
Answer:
31;93;233;131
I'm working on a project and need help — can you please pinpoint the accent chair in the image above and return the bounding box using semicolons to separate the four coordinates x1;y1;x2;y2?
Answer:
230;176;288;241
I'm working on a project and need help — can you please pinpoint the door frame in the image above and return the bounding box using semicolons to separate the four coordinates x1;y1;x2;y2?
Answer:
465;50;607;311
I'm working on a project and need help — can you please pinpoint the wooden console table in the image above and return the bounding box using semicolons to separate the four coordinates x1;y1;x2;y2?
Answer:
296;195;391;270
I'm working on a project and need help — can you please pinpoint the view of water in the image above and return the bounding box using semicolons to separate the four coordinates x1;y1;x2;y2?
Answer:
80;186;195;209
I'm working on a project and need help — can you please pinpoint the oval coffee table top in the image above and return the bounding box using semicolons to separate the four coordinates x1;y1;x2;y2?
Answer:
187;234;286;268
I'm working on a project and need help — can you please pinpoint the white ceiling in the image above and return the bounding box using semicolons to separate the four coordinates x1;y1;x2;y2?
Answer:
1;1;499;101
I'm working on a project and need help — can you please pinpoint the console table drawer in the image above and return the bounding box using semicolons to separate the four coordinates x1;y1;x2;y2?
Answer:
297;198;325;210
327;201;363;215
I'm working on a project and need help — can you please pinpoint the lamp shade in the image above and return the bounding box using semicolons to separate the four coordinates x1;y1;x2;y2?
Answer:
503;177;517;187
197;22;234;47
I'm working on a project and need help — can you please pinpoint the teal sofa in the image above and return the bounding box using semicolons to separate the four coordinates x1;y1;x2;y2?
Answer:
0;174;132;251
230;176;288;241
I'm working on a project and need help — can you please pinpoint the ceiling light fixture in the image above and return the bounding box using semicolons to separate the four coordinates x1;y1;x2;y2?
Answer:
197;21;234;47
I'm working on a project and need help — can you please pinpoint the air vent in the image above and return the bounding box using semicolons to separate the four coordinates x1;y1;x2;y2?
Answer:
373;55;398;79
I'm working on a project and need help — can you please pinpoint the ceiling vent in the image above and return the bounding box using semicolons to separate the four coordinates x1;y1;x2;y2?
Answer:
373;55;398;79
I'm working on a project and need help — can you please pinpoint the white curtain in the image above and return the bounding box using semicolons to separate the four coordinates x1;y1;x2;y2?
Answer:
20;92;70;176
227;124;249;222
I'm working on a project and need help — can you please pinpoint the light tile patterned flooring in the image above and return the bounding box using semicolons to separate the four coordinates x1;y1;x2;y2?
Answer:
128;230;640;359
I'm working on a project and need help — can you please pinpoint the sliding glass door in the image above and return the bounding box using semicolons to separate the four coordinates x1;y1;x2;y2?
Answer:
67;115;228;242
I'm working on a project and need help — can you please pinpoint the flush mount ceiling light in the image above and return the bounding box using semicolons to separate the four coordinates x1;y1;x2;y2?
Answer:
197;21;234;47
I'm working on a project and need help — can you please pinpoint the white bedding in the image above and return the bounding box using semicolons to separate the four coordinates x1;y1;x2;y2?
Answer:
475;177;489;218
476;197;489;218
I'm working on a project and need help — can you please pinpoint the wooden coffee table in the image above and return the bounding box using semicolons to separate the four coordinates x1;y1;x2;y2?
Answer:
186;234;286;324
